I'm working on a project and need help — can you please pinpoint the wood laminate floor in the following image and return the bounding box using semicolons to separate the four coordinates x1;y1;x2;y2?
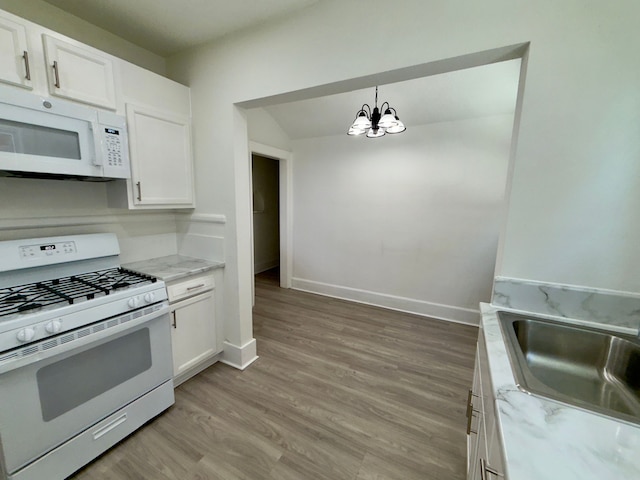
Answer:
71;269;478;479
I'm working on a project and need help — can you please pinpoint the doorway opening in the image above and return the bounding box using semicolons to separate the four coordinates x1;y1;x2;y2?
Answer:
251;153;280;278
248;142;293;300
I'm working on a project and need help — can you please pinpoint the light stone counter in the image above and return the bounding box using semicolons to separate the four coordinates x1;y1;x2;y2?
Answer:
123;255;224;282
480;303;640;480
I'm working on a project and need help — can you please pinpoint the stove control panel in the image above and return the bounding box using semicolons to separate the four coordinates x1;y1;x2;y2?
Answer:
16;320;64;342
20;241;77;260
127;293;157;309
0;233;119;273
16;327;36;343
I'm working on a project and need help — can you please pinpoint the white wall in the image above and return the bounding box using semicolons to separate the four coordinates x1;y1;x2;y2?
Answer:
166;0;640;356
252;155;280;273
291;115;513;324
247;108;292;151
0;176;182;262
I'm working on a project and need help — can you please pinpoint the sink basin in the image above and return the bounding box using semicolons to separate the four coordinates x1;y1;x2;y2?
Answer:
498;311;640;424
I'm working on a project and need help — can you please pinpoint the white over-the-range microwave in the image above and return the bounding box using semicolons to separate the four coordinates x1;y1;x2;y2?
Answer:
0;85;130;180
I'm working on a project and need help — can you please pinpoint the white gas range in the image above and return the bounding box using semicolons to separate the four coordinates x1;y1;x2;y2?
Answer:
0;233;174;480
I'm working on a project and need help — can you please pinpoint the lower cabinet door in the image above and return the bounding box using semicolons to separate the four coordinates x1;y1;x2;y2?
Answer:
469;326;506;480
470;412;487;480
170;291;216;377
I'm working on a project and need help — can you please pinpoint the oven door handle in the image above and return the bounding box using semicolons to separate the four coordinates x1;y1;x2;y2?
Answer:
0;303;169;375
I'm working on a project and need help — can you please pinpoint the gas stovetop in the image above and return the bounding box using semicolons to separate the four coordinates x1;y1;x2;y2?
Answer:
0;268;157;318
0;233;168;353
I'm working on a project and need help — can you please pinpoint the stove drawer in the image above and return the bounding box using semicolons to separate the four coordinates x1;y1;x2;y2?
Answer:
0;307;173;476
167;273;214;303
7;380;174;480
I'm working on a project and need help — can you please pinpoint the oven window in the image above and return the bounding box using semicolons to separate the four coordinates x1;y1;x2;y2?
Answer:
36;328;152;422
0;119;81;159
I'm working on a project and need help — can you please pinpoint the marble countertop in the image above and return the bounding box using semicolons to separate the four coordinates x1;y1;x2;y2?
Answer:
481;303;640;479
122;255;224;282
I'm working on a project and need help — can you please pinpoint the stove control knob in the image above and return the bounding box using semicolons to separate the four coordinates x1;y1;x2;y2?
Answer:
128;297;140;308
45;320;63;334
143;292;155;303
17;327;36;342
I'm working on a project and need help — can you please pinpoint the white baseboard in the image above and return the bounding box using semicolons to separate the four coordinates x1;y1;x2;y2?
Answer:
291;278;480;326
254;259;279;274
173;353;221;387
221;338;259;370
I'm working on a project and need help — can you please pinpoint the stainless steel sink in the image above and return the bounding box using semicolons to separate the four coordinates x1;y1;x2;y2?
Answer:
498;311;640;424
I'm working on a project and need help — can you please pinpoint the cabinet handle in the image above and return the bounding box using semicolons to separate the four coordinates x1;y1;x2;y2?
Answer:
136;181;142;201
466;389;479;434
467;410;478;435
52;60;60;88
480;458;502;479
23;51;31;80
187;283;205;291
171;311;177;328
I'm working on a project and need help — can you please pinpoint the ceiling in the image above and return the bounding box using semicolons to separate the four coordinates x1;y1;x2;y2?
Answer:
41;0;322;56
40;1;520;139
263;59;521;140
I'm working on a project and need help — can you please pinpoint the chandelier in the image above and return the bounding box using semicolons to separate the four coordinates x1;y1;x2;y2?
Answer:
347;86;406;138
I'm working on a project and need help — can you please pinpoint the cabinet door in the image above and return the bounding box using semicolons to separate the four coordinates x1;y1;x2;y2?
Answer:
468;347;487;480
170;292;216;377
479;326;505;477
126;103;195;207
486;418;505;477
43;34;116;109
469;410;487;480
0;14;32;89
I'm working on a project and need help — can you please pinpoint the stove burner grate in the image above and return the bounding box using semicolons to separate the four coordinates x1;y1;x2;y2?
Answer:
0;268;156;318
18;303;43;313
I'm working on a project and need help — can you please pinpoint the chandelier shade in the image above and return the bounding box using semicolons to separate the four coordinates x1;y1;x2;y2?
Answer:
366;127;385;138
386;116;406;134
378;109;397;129
347;86;405;138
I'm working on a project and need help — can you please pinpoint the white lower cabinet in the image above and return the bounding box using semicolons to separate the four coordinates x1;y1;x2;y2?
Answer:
167;274;217;385
467;326;505;479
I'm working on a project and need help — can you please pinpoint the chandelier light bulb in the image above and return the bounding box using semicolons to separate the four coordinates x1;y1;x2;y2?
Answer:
366;127;386;138
347;86;405;138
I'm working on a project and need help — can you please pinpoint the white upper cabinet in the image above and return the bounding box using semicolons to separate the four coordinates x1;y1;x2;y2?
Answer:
0;7;196;210
0;14;33;89
43;34;117;110
126;103;194;207
0;10;119;109
106;61;195;209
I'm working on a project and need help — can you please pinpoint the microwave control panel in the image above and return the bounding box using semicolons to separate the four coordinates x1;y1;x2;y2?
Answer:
97;111;130;179
104;128;124;168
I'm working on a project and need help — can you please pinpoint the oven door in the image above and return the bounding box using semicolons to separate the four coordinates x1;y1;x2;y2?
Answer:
0;304;173;476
